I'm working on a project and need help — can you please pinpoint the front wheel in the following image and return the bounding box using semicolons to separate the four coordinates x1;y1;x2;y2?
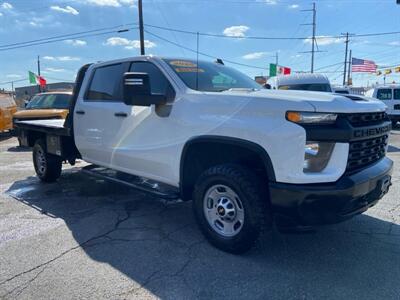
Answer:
192;164;271;254
33;139;62;182
392;120;398;128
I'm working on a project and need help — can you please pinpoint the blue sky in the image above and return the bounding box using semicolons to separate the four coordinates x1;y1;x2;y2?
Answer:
0;0;399;90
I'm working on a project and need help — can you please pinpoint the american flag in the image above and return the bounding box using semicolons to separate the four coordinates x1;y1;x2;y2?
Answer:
352;58;377;73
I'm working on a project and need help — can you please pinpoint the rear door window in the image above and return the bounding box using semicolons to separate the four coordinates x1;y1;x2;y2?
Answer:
393;89;400;100
376;89;392;100
86;64;124;101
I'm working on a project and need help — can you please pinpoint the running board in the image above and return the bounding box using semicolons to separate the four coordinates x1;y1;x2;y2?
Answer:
82;165;180;200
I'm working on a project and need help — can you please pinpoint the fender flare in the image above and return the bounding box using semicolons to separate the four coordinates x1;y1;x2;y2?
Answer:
179;135;276;198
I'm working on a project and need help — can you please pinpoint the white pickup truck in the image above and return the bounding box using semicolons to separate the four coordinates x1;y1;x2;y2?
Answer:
15;56;393;254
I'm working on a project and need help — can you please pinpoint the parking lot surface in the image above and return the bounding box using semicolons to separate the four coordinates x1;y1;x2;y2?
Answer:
0;131;400;300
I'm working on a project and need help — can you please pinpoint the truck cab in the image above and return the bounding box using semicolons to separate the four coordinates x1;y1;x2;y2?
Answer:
365;85;400;126
267;73;332;92
15;56;393;254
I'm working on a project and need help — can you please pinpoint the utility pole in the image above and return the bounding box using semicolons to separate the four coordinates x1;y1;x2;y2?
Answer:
138;0;145;55
37;55;41;93
310;2;316;73
275;52;279;66
347;49;352;86
301;2;317;73
342;33;350;86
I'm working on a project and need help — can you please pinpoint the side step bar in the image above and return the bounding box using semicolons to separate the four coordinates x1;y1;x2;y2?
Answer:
82;165;180;200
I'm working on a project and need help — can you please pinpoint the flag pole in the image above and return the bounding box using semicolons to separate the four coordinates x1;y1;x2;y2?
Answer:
37;55;41;93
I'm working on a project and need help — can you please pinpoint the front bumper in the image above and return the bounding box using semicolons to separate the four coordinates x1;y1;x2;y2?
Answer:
269;157;393;226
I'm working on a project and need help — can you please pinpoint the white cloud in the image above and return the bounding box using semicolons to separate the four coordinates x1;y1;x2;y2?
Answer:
50;5;79;15
288;4;299;9
242;52;269;60
223;25;249;38
29;21;40;27
119;0;136;6
388;41;400;46
43;56;80;61
0;12;3;16
45;67;66;73
1;2;12;9
257;0;278;4
6;74;21;78
65;39;87;46
290;54;302;58
105;37;156;49
305;35;343;46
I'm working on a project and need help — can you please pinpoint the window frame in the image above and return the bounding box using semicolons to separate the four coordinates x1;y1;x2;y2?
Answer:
84;62;129;102
393;89;400;100
376;88;393;101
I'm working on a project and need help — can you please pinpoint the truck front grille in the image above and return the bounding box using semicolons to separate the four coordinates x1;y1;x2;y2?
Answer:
346;135;388;173
346;112;387;127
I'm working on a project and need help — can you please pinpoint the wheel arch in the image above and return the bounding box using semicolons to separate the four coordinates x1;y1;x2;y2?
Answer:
179;135;276;201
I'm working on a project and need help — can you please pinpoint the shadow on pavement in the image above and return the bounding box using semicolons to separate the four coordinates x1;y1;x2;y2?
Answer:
7;146;31;153
5;169;400;299
0;132;12;142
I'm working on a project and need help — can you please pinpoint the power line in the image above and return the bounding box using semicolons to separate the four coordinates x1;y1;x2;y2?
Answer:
0;23;137;49
144;23;400;40
144;29;266;70
0;28;138;52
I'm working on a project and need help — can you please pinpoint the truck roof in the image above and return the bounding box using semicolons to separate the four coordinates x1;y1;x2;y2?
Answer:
269;73;330;86
368;84;400;89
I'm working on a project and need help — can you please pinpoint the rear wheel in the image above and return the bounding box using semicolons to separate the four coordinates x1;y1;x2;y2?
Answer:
33;139;62;182
192;164;271;254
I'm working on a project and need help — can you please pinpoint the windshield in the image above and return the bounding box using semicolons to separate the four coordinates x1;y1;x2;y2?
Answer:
26;94;71;109
163;59;261;92
278;84;332;92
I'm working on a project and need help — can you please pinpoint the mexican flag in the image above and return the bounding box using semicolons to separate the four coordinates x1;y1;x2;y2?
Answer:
29;71;46;87
269;64;291;76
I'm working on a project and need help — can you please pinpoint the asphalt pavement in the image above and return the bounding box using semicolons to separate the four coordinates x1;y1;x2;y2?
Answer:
0;130;399;300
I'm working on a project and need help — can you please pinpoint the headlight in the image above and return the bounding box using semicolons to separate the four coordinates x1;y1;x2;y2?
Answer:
304;141;335;173
286;111;337;124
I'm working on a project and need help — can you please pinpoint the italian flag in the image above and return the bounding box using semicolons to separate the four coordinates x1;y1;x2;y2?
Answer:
269;64;291;76
29;71;47;87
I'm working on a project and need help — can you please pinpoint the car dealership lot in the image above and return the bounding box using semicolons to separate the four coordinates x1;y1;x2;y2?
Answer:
0;132;399;300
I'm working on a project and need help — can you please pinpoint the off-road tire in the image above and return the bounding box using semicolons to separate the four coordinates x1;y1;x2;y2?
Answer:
192;164;271;254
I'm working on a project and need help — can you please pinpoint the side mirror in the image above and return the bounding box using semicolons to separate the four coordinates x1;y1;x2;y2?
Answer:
123;72;167;106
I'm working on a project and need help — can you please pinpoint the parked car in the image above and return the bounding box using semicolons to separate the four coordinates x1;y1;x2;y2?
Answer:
14;57;393;254
13;91;72;122
365;85;400;126
267;73;332;92
0;93;17;133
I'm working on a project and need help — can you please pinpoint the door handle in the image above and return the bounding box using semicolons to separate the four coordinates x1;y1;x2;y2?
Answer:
75;110;85;115
114;112;128;117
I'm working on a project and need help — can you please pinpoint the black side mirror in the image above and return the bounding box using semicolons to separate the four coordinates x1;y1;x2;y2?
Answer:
123;72;167;106
263;83;271;89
